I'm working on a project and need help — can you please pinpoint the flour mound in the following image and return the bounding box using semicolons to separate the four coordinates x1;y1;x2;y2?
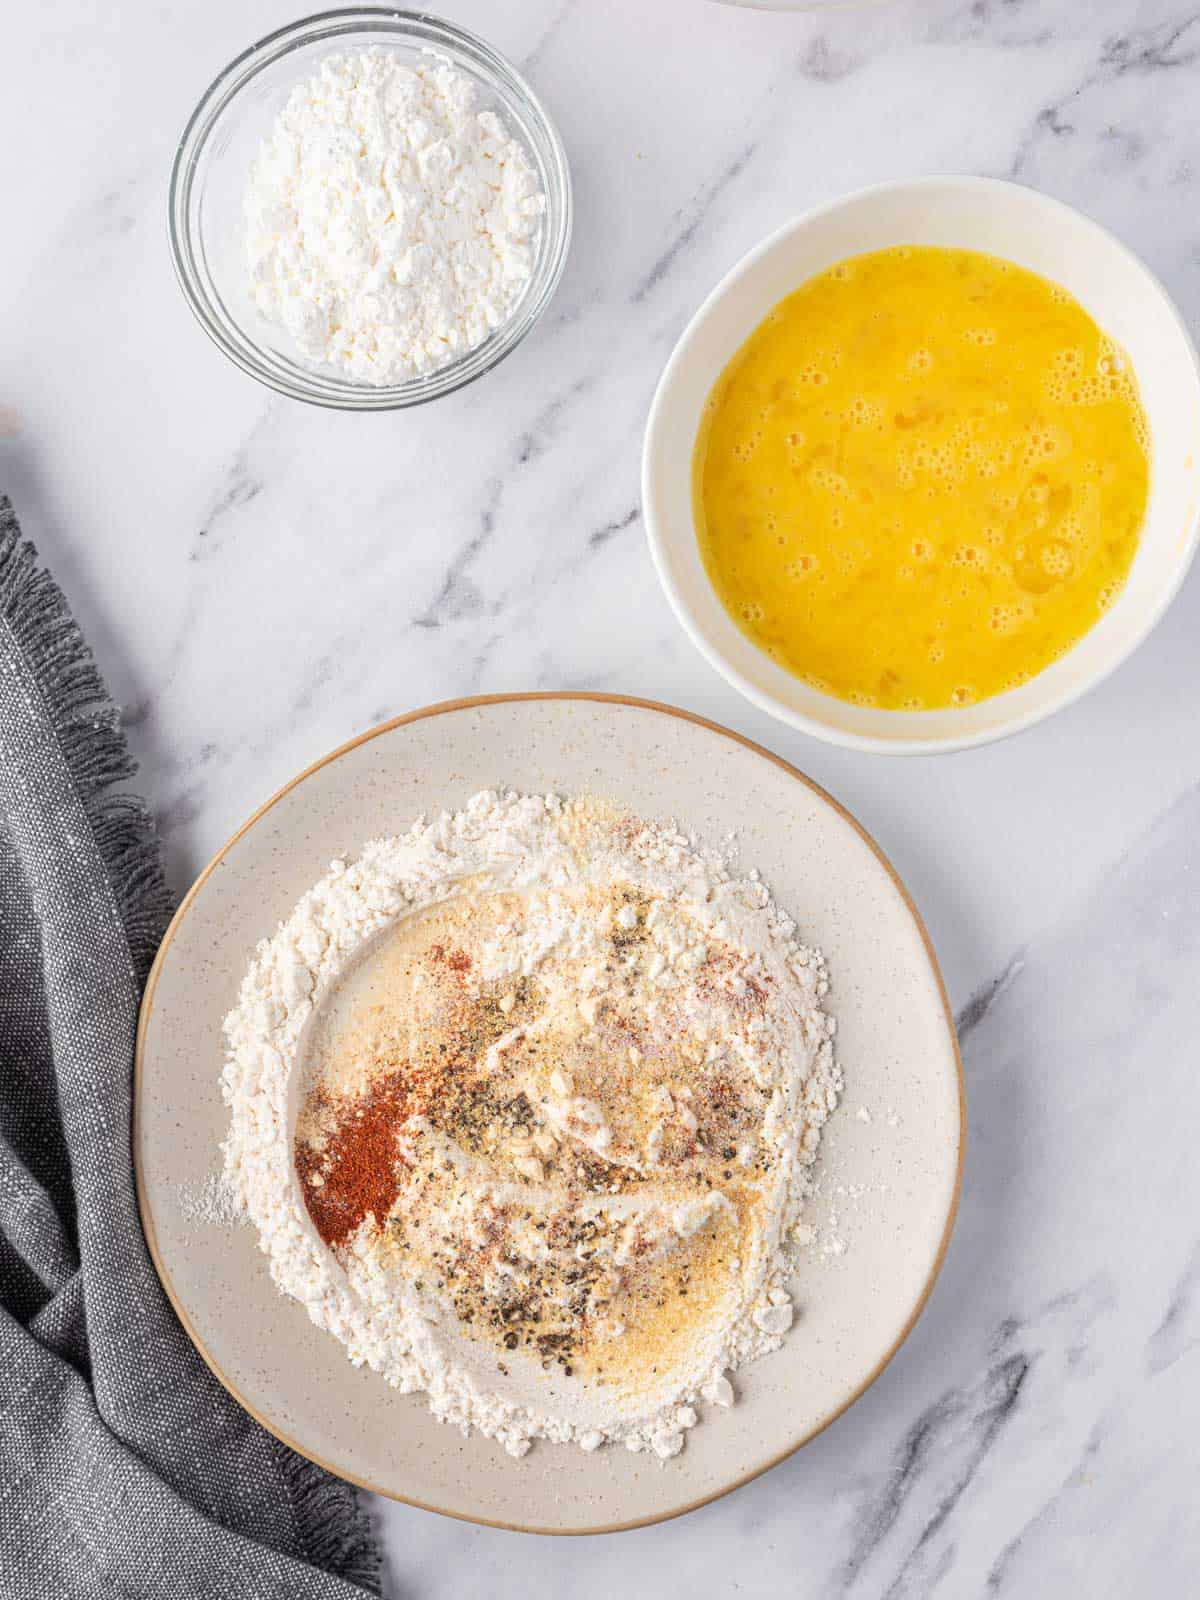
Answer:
222;792;840;1460
244;49;546;383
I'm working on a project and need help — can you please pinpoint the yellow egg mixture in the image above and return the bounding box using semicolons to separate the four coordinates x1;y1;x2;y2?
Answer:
694;246;1150;709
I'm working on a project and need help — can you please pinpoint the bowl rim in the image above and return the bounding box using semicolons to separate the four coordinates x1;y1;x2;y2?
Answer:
167;6;573;411
642;173;1200;756
135;690;966;1533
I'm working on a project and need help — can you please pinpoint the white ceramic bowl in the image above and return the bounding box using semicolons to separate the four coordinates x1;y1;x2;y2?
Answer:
643;176;1200;754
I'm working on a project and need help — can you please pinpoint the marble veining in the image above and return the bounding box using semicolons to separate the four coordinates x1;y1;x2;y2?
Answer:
4;0;1200;1592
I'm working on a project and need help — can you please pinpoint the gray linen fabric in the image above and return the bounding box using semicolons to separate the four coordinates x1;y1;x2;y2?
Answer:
0;497;380;1599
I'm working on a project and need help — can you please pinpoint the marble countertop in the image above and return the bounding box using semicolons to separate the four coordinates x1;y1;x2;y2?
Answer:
5;0;1200;1592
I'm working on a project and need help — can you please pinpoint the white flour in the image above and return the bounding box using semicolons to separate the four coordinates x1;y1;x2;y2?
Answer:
245;50;545;383
176;1171;240;1227
222;792;840;1459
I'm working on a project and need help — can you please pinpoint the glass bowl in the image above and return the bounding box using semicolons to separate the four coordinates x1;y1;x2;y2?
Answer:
168;8;572;410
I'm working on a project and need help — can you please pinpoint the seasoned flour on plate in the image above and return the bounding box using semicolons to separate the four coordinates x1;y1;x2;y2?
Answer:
222;792;841;1459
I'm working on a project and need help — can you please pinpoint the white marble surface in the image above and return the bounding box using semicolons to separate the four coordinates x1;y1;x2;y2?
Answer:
5;0;1200;1592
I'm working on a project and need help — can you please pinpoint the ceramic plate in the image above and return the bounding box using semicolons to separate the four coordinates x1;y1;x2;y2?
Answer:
135;694;964;1533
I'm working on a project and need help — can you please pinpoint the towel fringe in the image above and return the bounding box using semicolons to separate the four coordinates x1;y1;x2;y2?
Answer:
275;1440;383;1594
0;495;172;982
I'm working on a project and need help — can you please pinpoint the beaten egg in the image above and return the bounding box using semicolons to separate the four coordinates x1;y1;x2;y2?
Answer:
693;246;1150;710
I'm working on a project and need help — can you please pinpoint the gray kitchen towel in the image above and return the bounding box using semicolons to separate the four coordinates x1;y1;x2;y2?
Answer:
0;496;380;1599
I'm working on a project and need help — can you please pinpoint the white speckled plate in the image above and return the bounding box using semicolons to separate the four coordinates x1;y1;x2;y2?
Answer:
135;694;963;1533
